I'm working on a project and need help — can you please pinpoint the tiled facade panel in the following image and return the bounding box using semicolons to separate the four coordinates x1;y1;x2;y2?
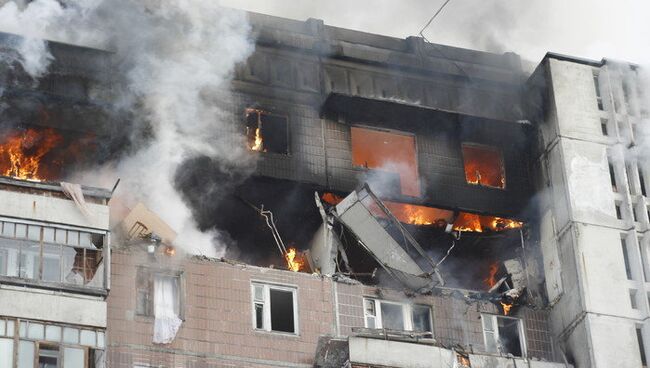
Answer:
108;250;335;367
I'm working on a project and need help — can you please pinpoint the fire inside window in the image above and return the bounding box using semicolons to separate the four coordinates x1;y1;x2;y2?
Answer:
351;126;420;197
462;143;506;189
245;108;289;154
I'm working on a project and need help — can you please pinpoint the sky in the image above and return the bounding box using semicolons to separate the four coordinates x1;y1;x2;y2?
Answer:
220;0;650;66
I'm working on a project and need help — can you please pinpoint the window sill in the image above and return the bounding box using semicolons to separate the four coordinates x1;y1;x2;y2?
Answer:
253;328;300;339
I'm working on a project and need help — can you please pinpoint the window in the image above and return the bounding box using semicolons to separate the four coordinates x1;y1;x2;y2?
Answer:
14;319;104;368
251;283;298;334
601;118;609;136
245;108;289;154
640;168;647;196
638;327;647;367
631;289;639;309
351;126;420;197
482;314;526;357
136;268;182;319
363;299;433;334
0;219;106;288
462;143;506;189
622;238;633;280
609;162;618;192
594;73;604;110
615;203;623;220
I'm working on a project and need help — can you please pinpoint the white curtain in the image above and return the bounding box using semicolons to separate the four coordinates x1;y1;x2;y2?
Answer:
152;275;182;344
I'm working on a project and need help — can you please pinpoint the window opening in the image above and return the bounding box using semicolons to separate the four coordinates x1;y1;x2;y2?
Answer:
251;283;297;334
482;314;526;357
351;126;420;197
245;108;289;154
462;143;506;189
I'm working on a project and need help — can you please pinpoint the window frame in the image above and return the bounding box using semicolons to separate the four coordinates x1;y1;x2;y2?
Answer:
0;217;108;294
244;108;291;156
362;298;433;335
481;313;527;358
461;142;507;190
135;267;185;320
250;281;299;335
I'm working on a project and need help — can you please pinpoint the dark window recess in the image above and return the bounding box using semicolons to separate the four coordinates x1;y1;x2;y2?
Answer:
640;168;647;196
631;290;638;309
269;289;295;333
380;303;405;331
601;120;609;135
638;328;647;366
245;109;289;154
255;303;264;329
634;207;640;222
39;346;59;368
609;163;618;192
622;239;633;280
498;317;523;357
615;204;623;220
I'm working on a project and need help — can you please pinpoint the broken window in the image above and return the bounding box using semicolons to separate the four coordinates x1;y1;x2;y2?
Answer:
0;220;106;289
462;143;506;189
363;299;432;334
481;314;526;357
245;108;289;154
251;283;297;334
351;126;420;197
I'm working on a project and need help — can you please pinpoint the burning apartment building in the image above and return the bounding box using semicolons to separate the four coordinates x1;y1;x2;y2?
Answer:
0;4;645;368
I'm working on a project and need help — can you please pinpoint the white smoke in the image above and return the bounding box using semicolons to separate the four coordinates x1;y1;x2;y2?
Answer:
0;0;255;257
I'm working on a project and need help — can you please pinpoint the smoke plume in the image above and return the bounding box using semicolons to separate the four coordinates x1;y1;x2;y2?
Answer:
0;0;255;257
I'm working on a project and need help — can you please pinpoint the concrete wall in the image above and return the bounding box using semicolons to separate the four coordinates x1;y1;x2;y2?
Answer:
0;285;107;327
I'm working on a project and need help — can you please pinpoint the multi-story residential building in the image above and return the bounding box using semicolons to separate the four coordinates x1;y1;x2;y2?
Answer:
530;53;650;368
2;7;646;368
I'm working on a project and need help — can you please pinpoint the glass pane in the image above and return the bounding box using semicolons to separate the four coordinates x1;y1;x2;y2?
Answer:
19;321;27;337
43;227;55;243
17;341;34;368
97;331;105;349
0;249;7;276
27;322;44;340
3;241;19;277
411;305;432;333
55;229;67;244
67;231;79;246
0;320;4;336
366;316;376;329
255;303;264;329
482;315;494;331
380;303;405;331
27;225;40;241
15;224;27;239
42;244;62;283
62;247;84;285
45;325;62;342
63;327;79;344
63;347;84;368
254;285;264;301
485;331;497;353
19;242;39;280
364;299;376;316
6;320;14;337
80;330;96;346
2;222;15;237
79;232;92;248
0;338;13;368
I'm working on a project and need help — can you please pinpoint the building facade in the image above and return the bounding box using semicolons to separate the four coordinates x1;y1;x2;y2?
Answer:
530;54;650;368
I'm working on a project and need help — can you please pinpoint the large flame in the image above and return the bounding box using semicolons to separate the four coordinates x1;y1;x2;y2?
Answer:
285;247;304;272
250;127;263;152
320;193;522;233
0;128;63;181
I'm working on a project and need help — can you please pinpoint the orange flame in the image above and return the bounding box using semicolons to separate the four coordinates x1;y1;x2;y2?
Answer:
250;127;263;152
0;128;63;181
500;301;512;315
285;247;304;272
484;262;499;289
